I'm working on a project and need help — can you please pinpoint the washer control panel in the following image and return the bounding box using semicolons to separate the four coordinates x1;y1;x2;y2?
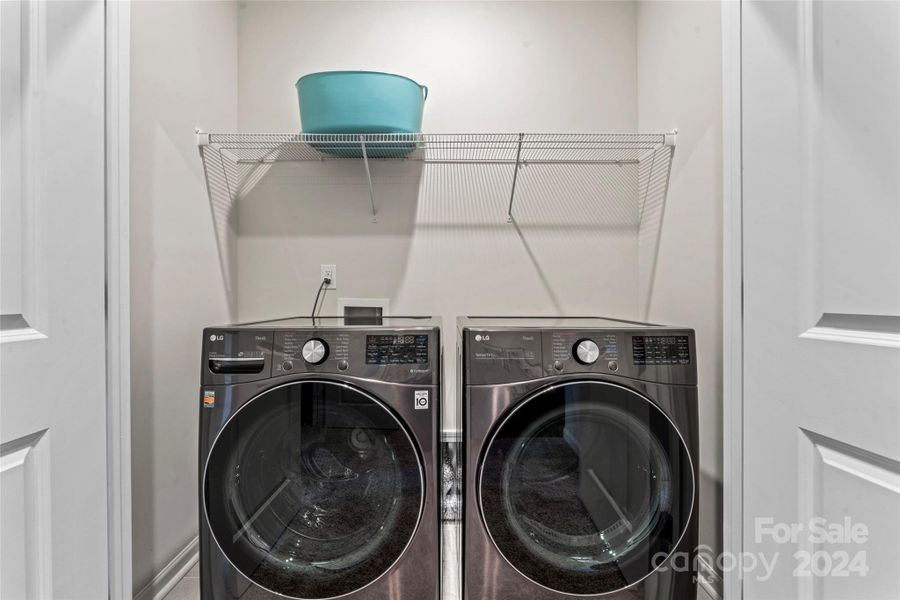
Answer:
274;329;349;376
202;326;439;386
365;334;429;365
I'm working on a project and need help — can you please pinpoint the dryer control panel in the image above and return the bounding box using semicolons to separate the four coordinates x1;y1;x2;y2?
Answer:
463;326;696;386
631;335;691;365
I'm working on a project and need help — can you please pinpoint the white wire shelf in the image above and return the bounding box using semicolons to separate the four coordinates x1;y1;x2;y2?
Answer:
197;131;675;222
198;132;671;164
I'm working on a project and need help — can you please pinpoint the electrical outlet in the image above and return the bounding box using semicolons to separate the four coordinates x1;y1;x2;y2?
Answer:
320;264;336;289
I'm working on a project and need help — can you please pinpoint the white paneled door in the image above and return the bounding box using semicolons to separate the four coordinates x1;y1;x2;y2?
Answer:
1;1;109;599
742;1;900;599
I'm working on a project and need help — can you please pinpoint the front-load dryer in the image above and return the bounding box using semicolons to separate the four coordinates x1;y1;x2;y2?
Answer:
460;317;698;600
199;317;441;600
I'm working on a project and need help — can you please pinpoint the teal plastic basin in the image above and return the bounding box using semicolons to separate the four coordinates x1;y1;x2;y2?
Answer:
296;71;427;157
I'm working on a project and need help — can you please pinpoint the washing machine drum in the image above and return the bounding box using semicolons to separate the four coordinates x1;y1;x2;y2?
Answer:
204;380;423;599
479;381;694;595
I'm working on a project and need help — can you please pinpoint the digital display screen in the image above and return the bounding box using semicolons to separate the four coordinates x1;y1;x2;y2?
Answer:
366;334;429;365
632;335;690;365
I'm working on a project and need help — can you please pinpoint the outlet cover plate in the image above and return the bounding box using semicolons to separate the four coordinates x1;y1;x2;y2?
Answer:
320;264;336;289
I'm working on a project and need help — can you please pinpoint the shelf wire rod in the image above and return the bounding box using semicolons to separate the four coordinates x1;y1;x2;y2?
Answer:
642;145;676;321
638;146;661;225
232;157;643;166
215;147;236;203
506;133;525;223
423;158;638;166
359;135;378;223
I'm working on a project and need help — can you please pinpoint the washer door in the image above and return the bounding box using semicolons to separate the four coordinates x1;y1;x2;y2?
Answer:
204;380;423;599
479;381;693;596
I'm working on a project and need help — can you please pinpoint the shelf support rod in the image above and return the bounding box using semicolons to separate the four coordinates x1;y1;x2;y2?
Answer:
506;133;525;223
359;135;378;223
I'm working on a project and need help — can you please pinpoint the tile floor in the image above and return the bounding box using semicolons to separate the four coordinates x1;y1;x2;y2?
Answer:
163;561;198;600
165;525;716;600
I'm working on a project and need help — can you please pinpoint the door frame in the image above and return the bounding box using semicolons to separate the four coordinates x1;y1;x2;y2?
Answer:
721;1;743;599
105;0;132;598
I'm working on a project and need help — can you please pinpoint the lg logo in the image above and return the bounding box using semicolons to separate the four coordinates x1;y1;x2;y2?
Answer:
474;334;491;342
209;334;224;342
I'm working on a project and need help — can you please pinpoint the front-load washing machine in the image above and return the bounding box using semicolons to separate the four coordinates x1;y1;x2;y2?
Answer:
199;317;441;600
460;317;698;600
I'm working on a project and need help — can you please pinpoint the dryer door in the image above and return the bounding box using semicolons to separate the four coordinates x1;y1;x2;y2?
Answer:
204;380;423;599
479;381;693;595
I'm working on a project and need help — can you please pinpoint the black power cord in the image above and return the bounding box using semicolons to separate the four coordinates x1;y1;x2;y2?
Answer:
310;276;332;320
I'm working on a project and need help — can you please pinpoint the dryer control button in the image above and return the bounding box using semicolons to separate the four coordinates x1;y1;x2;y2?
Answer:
574;339;600;365
338;360;349;371
553;360;565;371
608;360;619;372
282;361;294;372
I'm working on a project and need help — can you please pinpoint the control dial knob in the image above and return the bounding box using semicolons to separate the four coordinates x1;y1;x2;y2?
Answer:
301;338;329;364
574;339;600;365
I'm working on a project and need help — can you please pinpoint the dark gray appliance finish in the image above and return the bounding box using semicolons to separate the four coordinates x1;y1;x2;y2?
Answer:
198;317;441;600
460;317;699;600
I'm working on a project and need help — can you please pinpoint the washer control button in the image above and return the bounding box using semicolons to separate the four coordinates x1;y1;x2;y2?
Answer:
338;360;349;371
574;339;600;365
301;338;329;365
282;361;294;372
608;360;619;372
553;360;565;371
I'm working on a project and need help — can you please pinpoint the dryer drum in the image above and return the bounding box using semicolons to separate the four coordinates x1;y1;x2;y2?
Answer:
479;381;693;596
203;380;424;599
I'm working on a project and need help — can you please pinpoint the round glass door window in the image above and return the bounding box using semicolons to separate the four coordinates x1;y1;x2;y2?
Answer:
204;380;423;599
479;381;693;595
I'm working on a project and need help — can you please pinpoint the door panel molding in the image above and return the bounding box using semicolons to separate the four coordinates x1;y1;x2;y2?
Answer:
796;0;900;349
0;430;52;600
19;0;47;337
799;429;900;600
797;0;900;335
803;431;900;496
801;313;900;349
0;0;48;343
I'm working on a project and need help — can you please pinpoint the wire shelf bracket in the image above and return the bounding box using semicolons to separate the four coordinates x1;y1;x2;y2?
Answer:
506;133;525;223
358;135;378;223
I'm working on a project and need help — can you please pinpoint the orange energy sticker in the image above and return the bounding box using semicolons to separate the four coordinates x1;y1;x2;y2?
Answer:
203;390;215;408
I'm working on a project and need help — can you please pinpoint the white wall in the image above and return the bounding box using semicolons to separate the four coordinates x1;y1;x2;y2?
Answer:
237;1;637;133
235;1;641;431
637;1;723;593
130;1;237;594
